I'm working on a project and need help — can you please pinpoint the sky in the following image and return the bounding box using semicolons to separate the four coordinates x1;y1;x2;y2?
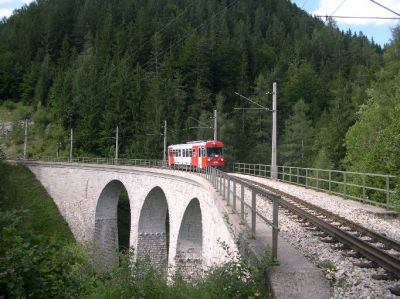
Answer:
292;0;400;46
1;0;400;46
0;0;33;20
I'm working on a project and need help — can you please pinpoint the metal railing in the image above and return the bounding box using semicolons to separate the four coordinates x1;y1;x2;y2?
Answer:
207;167;280;260
19;156;280;260
234;163;398;209
22;156;164;167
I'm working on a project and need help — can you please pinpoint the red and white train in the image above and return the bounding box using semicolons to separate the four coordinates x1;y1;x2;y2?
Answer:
168;140;224;168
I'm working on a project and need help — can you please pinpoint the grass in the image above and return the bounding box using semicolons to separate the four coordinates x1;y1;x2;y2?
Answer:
0;161;74;243
319;260;336;271
0;100;32;121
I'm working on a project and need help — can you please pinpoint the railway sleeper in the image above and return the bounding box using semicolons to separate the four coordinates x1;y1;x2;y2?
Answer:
375;244;391;251
313;232;328;237
320;237;338;244
332;244;350;251
306;226;318;231
342;251;362;258
371;273;398;281
353;261;378;269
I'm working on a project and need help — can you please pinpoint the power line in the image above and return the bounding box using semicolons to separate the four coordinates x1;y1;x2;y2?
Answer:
370;0;400;17
315;15;400;20
301;0;309;10
324;0;347;23
331;0;347;16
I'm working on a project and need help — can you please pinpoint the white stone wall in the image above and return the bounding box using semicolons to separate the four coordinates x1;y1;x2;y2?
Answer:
26;162;237;274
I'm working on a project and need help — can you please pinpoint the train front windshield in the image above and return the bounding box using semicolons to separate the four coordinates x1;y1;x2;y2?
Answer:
207;147;223;157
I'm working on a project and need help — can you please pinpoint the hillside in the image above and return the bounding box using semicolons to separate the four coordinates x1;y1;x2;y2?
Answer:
0;161;74;241
0;0;388;170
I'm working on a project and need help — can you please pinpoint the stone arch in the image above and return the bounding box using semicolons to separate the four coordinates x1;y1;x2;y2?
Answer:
175;198;203;278
93;180;130;271
137;186;170;275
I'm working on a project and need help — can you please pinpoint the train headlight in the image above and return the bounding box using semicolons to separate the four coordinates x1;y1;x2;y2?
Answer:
221;158;224;161
207;158;211;162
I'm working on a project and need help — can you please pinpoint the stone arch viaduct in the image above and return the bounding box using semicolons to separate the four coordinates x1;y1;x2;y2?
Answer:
26;162;236;276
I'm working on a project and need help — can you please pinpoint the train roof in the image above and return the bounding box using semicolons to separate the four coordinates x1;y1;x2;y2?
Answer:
168;140;223;148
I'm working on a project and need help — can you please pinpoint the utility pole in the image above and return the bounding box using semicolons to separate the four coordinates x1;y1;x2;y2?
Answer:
69;128;73;162
115;125;119;162
163;120;167;166
57;142;61;158
213;109;217;141
234;81;278;179
23;118;28;159
271;82;278;179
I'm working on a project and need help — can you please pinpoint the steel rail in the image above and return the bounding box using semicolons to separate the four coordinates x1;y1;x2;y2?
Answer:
232;175;400;277
240;177;400;252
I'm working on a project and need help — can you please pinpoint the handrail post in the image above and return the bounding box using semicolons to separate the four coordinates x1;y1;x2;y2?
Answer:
362;174;366;201
343;172;347;198
297;167;299;184
233;180;237;212
227;178;231;205
223;174;226;199
241;183;245;221
272;196;279;260
212;168;215;187
306;169;308;186
329;171;332;192
251;190;256;238
316;169;319;189
386;176;390;208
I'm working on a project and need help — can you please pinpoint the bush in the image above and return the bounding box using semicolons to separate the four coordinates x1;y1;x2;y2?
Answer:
3;99;16;111
0;209;273;298
0;145;5;160
0;210;91;298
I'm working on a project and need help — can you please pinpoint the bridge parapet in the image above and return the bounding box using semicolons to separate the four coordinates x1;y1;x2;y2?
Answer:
234;162;398;209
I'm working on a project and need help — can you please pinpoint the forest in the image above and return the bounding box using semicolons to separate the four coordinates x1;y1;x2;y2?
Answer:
0;0;399;176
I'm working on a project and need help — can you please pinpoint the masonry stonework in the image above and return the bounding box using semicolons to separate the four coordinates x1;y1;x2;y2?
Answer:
26;162;237;276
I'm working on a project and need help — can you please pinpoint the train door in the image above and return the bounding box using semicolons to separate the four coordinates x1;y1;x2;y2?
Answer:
198;146;203;168
168;148;174;165
191;146;199;167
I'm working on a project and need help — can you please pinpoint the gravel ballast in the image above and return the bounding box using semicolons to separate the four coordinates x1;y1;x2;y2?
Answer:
231;173;400;299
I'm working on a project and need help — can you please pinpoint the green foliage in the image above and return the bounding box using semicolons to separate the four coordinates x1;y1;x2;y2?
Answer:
319;260;336;271
280;99;314;166
84;246;272;299
0;210;89;299
0;162;73;241
0;0;383;165
0;145;5;160
344;28;400;176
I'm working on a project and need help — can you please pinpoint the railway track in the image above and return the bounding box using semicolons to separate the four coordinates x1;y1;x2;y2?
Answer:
231;174;400;279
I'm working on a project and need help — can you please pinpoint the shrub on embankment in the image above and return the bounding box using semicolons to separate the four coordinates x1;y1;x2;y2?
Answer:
0;161;272;298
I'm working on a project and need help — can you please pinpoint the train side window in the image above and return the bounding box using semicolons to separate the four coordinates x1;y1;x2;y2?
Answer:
199;148;202;157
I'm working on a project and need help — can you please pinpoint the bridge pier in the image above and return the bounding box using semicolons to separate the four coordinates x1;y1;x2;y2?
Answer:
94;180;128;271
137;187;169;276
175;198;203;278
